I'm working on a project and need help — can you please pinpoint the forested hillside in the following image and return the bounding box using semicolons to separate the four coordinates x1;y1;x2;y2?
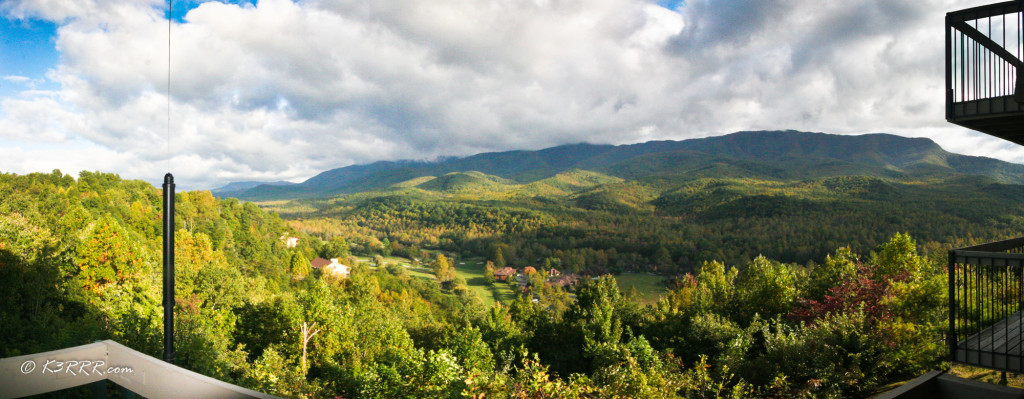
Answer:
227;130;1024;272
221;130;1024;200
267;170;1024;273
1;169;958;398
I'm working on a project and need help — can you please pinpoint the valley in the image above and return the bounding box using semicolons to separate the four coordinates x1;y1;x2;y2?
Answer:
4;130;1023;398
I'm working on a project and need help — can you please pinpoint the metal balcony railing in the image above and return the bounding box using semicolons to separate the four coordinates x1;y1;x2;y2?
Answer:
949;237;1024;372
946;1;1024;142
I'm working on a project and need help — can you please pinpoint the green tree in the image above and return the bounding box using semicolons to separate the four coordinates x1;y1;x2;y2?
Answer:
320;236;350;259
483;261;496;285
653;246;672;270
567;275;624;372
235;297;301;361
808;246;858;300
694;260;738;316
734;256;798;323
290;252;310;279
441;324;494;372
494;247;506;269
432;254;455;282
870;232;923;278
528;269;548;290
75;215;145;289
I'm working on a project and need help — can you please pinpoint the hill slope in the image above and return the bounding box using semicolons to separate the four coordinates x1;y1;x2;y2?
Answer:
225;130;1024;201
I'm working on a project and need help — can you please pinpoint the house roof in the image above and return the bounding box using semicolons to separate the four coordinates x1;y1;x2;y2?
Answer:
494;267;516;276
310;257;331;269
551;274;581;287
0;340;278;398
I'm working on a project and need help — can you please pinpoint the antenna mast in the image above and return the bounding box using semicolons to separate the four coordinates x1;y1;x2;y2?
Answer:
163;0;175;365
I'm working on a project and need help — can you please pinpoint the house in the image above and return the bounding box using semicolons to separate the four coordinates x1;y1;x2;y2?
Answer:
493;267;516;282
279;234;299;248
309;257;350;278
549;274;580;289
322;258;350;278
310;257;331;269
548;268;561;277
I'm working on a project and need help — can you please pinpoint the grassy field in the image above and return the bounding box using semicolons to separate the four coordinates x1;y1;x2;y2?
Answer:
355;255;517;307
452;258;518;307
354;256;435;280
354;255;667;306
615;273;669;304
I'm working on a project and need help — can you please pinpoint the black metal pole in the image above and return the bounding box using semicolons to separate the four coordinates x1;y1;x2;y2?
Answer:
946;13;954;119
948;249;956;368
1016;0;1024;104
162;173;175;364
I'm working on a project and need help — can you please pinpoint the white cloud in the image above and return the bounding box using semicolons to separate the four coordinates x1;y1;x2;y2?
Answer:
0;0;1021;190
2;75;31;83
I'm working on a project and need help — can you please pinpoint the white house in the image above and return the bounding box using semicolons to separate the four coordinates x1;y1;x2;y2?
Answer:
323;258;350;279
279;234;299;248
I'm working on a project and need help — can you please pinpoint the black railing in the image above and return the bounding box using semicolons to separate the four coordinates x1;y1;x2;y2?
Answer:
949;237;1024;372
945;1;1024;135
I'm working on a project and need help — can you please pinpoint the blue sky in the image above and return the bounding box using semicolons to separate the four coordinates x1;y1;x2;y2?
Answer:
657;0;684;11
0;0;1017;190
167;0;256;21
0;17;57;97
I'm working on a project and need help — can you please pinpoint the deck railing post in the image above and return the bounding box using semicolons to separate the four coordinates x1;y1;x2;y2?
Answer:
947;13;955;118
949;249;957;366
1017;0;1023;105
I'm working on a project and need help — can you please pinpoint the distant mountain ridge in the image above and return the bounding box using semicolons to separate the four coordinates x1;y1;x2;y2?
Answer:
218;130;1024;201
211;180;296;197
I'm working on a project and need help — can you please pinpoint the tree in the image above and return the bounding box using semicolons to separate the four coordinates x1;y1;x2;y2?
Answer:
483;261;496;285
235;297;301;361
870;232;923;279
300;321;320;376
290;252;310;279
441;324;493;372
432;254;455;282
528;269;548;290
808;246;858;300
567;275;625;374
694;260;738;316
320;236;351;259
734;256;798;323
75;215;145;289
494;248;506;269
653;246;672;270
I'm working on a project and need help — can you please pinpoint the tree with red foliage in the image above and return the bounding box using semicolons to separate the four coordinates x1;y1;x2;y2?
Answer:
788;263;908;326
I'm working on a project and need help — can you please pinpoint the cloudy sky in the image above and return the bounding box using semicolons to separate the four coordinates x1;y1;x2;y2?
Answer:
0;0;1018;190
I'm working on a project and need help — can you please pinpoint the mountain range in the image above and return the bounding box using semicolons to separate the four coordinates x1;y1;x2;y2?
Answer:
213;130;1024;201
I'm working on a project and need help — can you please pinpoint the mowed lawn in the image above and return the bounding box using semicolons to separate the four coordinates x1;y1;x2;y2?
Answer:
615;273;668;304
452;258;517;307
355;255;517;307
354;256;435;280
355;256;665;306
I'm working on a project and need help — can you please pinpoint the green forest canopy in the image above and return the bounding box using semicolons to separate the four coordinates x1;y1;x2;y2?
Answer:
0;169;994;397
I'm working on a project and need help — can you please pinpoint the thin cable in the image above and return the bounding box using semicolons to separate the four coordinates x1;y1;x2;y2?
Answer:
167;0;172;172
